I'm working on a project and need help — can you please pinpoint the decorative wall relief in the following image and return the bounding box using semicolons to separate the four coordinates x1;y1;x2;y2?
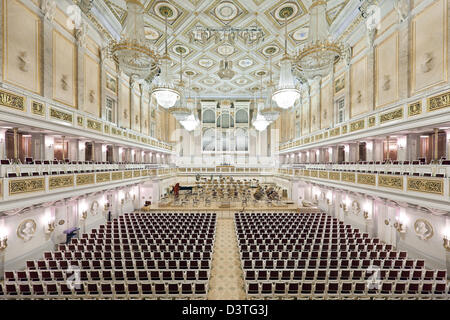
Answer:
427;91;450;112
414;219;434;240
382;75;391;91
9;178;45;195
380;108;403;124
88;90;95;103
90;201;99;215
41;0;56;22
0;90;25;112
32;101;45;116
357;173;376;186
407;177;444;195
49;175;74;190
4;0;41;93
378;175;403;190
412;0;447;93
356;91;362;104
106;73;117;94
18;51;30;72
17;219;37;242
351;201;361;214
50;107;73;123
408;101;422;116
420;52;434;73
61;75;69;91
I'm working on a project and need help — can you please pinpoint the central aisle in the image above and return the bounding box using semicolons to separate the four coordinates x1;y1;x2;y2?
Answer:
207;218;246;300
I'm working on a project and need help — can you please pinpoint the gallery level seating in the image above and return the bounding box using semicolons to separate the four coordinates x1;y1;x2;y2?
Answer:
1;212;216;300
0;159;159;178
235;212;449;300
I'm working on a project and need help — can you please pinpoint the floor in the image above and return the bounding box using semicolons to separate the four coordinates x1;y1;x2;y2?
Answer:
207;218;246;300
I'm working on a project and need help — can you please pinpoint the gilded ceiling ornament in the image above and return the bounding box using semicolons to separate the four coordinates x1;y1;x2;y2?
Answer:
17;219;37;242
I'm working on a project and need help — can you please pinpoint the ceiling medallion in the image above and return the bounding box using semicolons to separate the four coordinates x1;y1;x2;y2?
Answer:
262;45;279;57
215;1;239;21
217;43;235;56
144;26;160;40
198;57;214;69
238;58;253;68
155;3;178;21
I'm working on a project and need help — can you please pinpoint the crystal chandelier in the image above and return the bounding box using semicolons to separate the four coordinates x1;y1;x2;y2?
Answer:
180;78;199;131
295;0;343;80
108;0;158;81
260;56;281;122
170;49;190;122
152;10;179;109
252;90;269;132
272;13;300;109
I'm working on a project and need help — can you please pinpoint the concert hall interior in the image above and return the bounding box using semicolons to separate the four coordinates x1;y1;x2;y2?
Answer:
0;0;449;302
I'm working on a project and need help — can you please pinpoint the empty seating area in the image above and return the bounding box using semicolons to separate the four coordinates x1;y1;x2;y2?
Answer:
0;159;156;178
1;212;216;300
236;212;449;300
289;158;450;178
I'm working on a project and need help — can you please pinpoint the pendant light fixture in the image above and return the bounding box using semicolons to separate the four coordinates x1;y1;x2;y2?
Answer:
152;9;180;109
272;10;300;109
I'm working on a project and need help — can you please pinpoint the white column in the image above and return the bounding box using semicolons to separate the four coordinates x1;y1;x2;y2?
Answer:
397;136;407;161
365;140;374;162
44;136;55;161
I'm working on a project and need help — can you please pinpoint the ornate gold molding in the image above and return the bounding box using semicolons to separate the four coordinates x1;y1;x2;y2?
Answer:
330;127;340;137
0;90;25;111
341;125;348;134
96;172;111;183
77;116;84;126
368;116;376;127
49;175;74;190
407;177;443;195
329;172;340;181
350;119;365;132
380;107;403;124
111;172;123;181
408;101;422;117
32;101;45;116
124;171;133;179
357;173;376;186
9;178;45;195
378;175;403;190
87;118;102;132
50;107;73;123
133;170;141;177
319;171;328;179
427;91;450;112
303;170;310;177
76;174;95;186
141;170;148;176
104;124;110;134
341;172;355;183
310;170;318;178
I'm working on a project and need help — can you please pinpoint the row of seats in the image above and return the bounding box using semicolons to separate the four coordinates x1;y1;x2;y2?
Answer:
245;281;449;300
241;259;424;270
26;259;211;270
0;282;208;300
236;212;448;300
45;250;212;260
243;269;446;282
2;212;217;300
4;270;210;283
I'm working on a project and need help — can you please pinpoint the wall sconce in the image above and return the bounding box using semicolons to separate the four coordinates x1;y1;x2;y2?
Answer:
80;211;88;221
340;202;348;213
121;199;124;205
443;236;450;251
104;203;110;211
363;210;371;220
47;144;54;149
0;235;7;251
326;198;332;205
45;221;56;234
394;222;406;233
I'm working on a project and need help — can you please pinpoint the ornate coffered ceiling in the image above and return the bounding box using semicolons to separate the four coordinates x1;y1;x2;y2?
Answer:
97;0;351;98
